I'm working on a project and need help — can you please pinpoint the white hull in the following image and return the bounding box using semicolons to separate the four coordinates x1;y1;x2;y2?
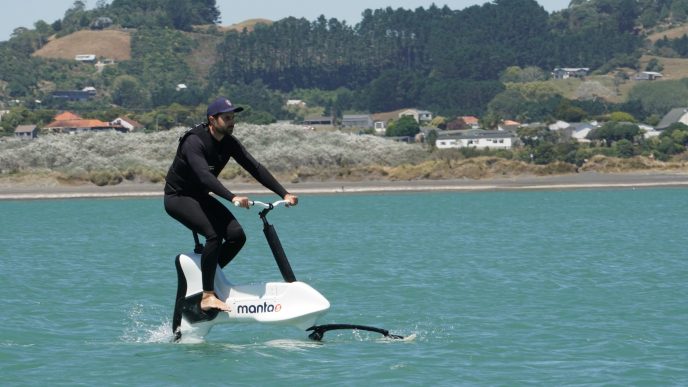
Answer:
174;253;330;341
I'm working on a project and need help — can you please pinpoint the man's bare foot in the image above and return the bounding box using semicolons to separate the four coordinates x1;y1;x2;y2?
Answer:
200;292;230;312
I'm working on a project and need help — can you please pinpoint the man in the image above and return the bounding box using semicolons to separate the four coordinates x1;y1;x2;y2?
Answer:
164;97;298;312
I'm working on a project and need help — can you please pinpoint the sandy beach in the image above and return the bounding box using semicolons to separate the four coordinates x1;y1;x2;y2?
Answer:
1;171;688;200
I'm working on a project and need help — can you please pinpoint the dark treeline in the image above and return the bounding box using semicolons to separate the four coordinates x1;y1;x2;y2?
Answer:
211;0;642;116
4;0;688;122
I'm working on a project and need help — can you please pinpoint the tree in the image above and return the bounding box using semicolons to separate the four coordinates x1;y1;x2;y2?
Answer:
532;143;555;165
517;125;557;147
613;139;635;157
608;111;636;122
480;112;502;130
0;106;31;133
430;116;446;129
555;104;588;122
500;66;547;83
386;115;419;137
61;0;89;35
112;75;149;108
426;129;438;149
659;122;688;152
645;58;664;72
587;122;640;146
575;81;613;101
628;79;688;115
487;83;561;121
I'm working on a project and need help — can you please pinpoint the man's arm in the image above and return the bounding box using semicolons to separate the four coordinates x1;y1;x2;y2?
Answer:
183;136;236;201
229;136;288;198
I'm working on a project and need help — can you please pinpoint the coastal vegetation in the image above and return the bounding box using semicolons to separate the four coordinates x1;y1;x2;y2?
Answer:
1;123;687;186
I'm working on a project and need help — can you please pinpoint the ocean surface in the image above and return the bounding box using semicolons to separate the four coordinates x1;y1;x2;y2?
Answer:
1;189;686;386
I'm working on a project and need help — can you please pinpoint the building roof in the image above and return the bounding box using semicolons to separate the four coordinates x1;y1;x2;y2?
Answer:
553;67;590;72
657;107;688;129
45;118;110;129
437;129;516;140
112;117;144;128
371;109;408;123
14;124;37;133
342;114;372;120
54;111;82;121
460;116;479;125
568;122;597;131
399;108;431;116
304;115;332;121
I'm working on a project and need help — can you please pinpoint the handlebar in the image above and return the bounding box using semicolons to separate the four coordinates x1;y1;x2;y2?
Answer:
251;199;290;209
234;199;291;222
233;199;290;209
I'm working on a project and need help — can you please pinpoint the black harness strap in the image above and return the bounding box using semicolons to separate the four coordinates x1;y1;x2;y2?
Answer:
192;232;203;254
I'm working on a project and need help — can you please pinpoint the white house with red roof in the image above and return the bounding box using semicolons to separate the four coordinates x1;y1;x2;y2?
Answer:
111;117;145;132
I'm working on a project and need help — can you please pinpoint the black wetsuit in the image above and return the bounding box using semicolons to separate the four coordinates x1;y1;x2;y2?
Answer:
164;124;288;291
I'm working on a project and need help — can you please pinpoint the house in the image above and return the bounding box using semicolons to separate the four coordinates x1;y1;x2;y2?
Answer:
95;59;115;72
54;111;82;121
460;116;480;129
446;116;480;130
498;120;520;131
399;108;432;123
656;107;688;130
341;114;373;129
90;16;113;30
286;99;306;107
546;120;600;142
14;124;38;139
75;54;97;63
51;90;94;101
639;124;660;139
552;67;590;79
635;71;663;81
373;121;387;134
548;120;570;131
371;109;406;134
44;111;117;133
111;117;144;132
567;122;598;143
303;116;334;126
435;129;517;150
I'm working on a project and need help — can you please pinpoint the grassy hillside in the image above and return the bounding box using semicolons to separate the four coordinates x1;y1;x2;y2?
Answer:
28;21;272;86
194;18;273;33
33;30;132;61
646;24;688;42
538;54;688;104
638;55;688;80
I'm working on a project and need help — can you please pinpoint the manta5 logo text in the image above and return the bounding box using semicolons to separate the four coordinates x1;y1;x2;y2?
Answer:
237;302;282;314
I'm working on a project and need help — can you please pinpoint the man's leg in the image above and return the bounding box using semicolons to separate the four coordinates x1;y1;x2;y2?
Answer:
218;220;246;268
165;194;230;312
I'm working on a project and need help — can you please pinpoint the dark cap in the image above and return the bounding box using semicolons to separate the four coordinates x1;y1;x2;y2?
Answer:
206;97;244;117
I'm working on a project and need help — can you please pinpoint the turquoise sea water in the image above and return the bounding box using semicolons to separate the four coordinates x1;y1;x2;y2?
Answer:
1;189;686;385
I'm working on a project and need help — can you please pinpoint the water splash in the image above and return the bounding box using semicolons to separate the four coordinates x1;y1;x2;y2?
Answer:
120;303;175;344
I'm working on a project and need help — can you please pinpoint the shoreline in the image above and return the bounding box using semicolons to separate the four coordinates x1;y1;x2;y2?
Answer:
2;171;688;200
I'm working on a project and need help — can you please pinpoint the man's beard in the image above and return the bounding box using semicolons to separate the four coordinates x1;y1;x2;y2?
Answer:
218;125;234;136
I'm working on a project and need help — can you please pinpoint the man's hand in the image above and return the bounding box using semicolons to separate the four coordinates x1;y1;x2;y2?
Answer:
232;196;250;209
284;193;298;206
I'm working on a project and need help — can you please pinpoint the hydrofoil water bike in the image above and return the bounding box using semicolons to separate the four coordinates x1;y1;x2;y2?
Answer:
172;200;403;342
